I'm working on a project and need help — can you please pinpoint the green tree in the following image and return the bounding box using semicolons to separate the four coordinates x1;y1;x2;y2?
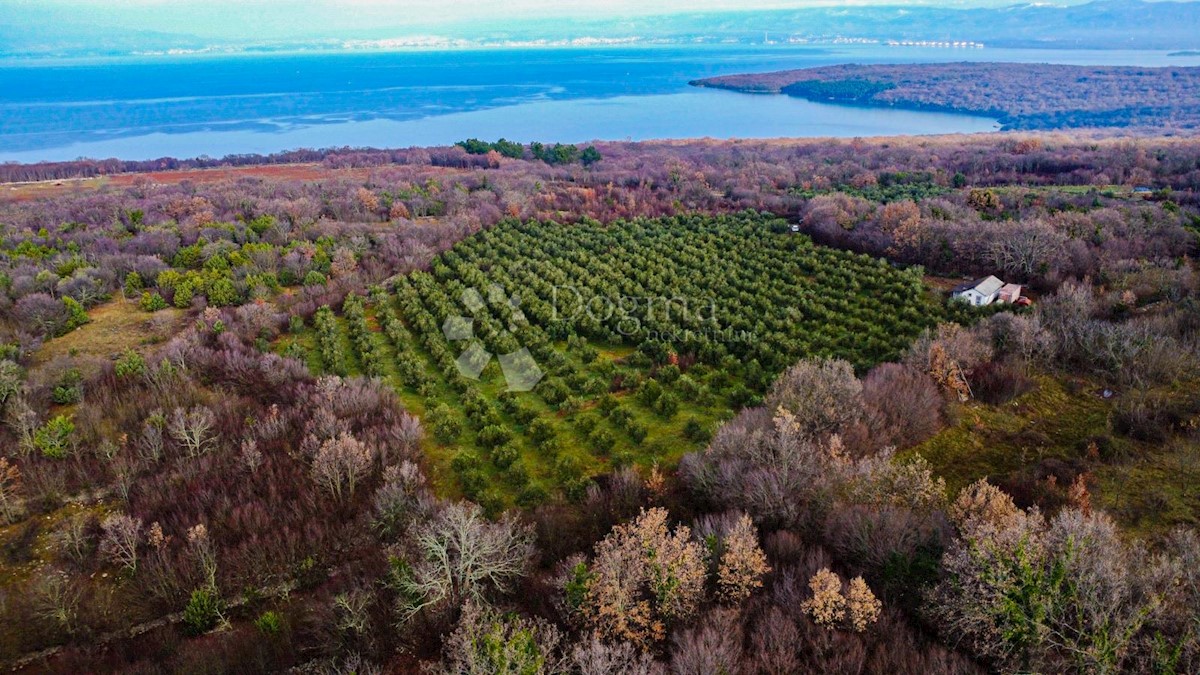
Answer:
207;277;240;307
123;271;144;297
183;587;225;636
581;146;602;166
62;297;89;332
34;415;75;459
139;291;167;312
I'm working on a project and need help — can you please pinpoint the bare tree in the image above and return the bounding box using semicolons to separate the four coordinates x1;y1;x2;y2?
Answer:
311;433;375;502
571;635;665;675
764;358;863;439
0;457;23;524
392;502;534;624
990;220;1066;280
99;513;143;574
34;569;82;635
748;607;801;675
168;406;218;457
669;609;744;675
137;410;166;462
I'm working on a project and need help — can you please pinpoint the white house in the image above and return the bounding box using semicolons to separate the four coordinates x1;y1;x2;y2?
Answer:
952;276;1006;306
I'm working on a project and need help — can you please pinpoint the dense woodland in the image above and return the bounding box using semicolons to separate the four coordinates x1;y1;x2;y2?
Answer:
693;63;1200;131
0;134;1199;672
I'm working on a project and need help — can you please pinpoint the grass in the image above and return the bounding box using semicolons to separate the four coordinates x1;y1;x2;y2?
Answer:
905;374;1200;537
0;502;112;588
33;299;185;370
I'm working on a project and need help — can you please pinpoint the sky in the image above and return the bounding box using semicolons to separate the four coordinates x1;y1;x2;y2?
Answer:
3;0;1105;40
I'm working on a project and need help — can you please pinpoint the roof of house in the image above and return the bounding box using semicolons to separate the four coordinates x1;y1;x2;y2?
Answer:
953;275;1005;296
1000;283;1022;295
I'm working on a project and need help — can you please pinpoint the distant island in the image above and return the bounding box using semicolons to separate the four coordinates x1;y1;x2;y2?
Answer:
691;62;1200;132
1170;50;1200;57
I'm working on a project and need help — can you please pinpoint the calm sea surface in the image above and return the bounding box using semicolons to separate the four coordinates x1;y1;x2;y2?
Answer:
1;45;1197;162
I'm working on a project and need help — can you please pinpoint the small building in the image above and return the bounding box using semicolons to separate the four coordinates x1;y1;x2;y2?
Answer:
952;275;1006;307
998;283;1023;305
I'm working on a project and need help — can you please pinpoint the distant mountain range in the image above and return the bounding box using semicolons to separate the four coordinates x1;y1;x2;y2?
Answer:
671;0;1200;50
1;0;1198;59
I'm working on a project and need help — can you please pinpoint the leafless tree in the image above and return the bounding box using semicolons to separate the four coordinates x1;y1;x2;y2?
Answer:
34;569;82;635
312;432;375;502
99;513;143;574
764;358;863;439
0;457;22;524
571;635;665;675
669;609;744;675
168;405;218;457
990;220;1066;280
392;502;534;624
861;363;944;449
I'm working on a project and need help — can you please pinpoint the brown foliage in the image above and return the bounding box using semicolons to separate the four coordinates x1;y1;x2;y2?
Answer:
576;508;707;648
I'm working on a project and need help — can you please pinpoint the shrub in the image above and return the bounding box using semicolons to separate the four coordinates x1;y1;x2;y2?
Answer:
627;423;648;444
254;610;283;636
971;359;1036;405
34;415;75;459
440;602;566;674
682;418;710;443
207;277;240;307
173;280;195;308
478;424;514;449
528;418;556;445
183;587;224;636
492;443;520;469
588;428;616;454
114;349;146;378
123;271;144;297
51;368;83;405
62;297;90;332
653;392;679;419
1112;390;1178;442
429;404;462;443
139;291;167;312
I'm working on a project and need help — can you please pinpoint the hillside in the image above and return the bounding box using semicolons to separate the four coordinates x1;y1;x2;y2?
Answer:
692;62;1200;132
1;135;1199;672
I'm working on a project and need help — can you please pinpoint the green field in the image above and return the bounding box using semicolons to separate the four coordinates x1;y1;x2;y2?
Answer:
282;212;946;509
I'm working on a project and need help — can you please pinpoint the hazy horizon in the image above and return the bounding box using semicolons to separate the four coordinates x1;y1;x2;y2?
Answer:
0;0;1161;41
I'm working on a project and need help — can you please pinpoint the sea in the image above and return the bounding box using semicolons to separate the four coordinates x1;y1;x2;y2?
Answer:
1;44;1198;163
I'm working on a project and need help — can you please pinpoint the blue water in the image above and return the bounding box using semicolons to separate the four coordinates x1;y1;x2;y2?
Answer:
1;44;1197;162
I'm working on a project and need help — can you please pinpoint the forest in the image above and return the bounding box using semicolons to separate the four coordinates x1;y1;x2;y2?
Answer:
692;63;1200;132
0;133;1199;672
